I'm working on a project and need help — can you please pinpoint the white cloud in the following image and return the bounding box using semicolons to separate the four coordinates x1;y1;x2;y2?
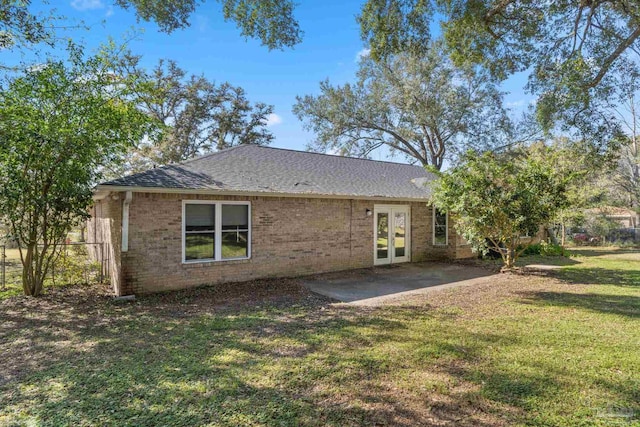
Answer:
105;5;114;17
355;48;371;62
506;99;525;108
27;63;47;73
70;0;104;11
265;113;283;127
195;14;209;32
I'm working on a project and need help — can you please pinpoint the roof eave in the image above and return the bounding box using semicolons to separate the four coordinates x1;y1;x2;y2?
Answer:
93;188;111;201
94;184;430;203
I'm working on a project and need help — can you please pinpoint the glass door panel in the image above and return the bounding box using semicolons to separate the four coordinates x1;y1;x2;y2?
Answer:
376;212;389;261
394;212;406;258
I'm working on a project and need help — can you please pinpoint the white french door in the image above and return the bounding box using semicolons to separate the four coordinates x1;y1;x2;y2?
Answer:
373;205;411;265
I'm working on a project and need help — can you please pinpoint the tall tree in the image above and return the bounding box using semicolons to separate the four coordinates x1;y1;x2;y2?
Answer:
609;76;640;211
0;46;152;296
431;148;571;269
116;55;274;172
293;43;508;169
0;0;52;51
526;139;612;246
116;0;302;49
0;0;301;59
358;0;640;137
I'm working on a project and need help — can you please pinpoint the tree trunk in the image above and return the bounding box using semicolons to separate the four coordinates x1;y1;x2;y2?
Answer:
503;240;516;270
22;243;45;297
561;222;566;247
505;250;515;269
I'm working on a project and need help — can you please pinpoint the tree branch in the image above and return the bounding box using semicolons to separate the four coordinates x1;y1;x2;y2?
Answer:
585;25;640;88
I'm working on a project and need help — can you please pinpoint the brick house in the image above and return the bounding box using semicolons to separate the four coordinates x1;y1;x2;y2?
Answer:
89;145;473;296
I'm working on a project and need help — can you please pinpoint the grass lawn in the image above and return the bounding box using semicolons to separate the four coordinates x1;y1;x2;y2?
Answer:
0;248;638;426
1;248;24;299
185;235;248;260
1;246;101;301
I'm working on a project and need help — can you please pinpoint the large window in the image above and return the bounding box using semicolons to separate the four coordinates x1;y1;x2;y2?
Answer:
185;204;216;260
433;207;448;246
183;201;250;262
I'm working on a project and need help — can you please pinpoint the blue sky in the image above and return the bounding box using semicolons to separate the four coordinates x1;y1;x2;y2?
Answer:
9;0;532;162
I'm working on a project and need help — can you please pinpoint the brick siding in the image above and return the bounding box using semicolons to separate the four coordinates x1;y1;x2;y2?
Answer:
92;192;473;295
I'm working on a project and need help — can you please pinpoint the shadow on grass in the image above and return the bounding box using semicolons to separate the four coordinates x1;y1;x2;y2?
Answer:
566;247;639;258
2;281;639;426
554;267;640;287
519;291;640;318
0;290;506;427
517;255;581;268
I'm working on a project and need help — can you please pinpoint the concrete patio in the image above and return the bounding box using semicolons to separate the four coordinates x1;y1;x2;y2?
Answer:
301;262;496;306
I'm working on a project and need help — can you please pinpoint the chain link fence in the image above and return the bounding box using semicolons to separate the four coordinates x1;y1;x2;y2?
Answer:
1;242;107;293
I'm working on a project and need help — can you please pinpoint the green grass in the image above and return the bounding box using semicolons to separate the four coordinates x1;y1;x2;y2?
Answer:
0;248;638;426
1;246;101;300
1;248;24;299
186;235;248;260
558;248;640;287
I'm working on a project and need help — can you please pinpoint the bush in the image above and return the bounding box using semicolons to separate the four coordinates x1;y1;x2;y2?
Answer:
521;241;565;257
50;245;101;285
521;243;542;256
612;240;640;248
540;241;565;256
608;228;637;243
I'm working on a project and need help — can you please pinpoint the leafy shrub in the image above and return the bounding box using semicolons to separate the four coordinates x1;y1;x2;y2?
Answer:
521;243;542;255
521;241;565;256
612;240;640;248
608;228;638;243
50;245;101;286
540;241;564;256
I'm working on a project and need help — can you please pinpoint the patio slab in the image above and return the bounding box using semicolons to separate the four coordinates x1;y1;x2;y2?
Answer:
301;262;496;306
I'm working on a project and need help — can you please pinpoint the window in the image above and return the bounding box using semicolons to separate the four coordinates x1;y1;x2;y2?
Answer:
185;204;216;260
183;201;250;262
433;207;448;246
221;205;249;259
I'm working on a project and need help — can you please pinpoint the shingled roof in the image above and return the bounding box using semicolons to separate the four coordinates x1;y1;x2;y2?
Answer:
98;145;434;200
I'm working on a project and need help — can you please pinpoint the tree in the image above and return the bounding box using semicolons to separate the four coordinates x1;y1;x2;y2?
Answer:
358;0;640;137
117;0;302;49
0;0;301;59
114;55;274;173
609;76;640;211
0;0;52;51
524;139;613;247
615;136;640;213
430;149;570;269
293;43;508;169
0;46;151;296
584;211;620;246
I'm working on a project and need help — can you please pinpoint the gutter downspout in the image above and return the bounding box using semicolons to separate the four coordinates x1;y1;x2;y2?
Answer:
122;191;132;252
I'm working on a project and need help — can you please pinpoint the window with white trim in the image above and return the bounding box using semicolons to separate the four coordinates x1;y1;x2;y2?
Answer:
183;201;251;262
433;207;448;246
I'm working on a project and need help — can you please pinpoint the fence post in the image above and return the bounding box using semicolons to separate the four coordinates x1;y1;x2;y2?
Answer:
1;245;5;291
99;243;104;284
103;242;110;282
